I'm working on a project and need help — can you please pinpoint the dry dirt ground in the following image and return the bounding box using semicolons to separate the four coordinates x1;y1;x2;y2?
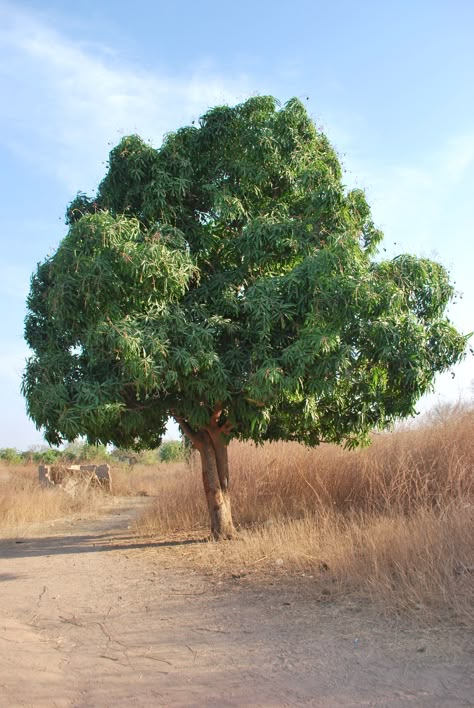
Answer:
0;497;472;708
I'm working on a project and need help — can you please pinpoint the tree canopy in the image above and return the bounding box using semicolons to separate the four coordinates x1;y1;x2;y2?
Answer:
23;96;466;455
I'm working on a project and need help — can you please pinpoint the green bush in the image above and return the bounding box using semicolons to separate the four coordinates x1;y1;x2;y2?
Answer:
48;449;63;463
158;440;188;463
34;449;62;464
0;448;22;464
109;447;159;466
63;441;109;462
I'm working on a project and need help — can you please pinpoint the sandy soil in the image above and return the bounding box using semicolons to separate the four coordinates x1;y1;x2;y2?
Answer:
0;497;472;707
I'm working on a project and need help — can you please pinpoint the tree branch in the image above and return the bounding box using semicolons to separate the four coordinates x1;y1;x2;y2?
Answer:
220;420;233;435
210;401;224;427
173;415;199;447
207;402;233;436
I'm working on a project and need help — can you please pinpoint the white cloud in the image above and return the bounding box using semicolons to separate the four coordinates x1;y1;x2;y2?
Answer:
0;3;250;192
339;130;474;261
0;2;252;448
336;127;474;402
0;1;472;446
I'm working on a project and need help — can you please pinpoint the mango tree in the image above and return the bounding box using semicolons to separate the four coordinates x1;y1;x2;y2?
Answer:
23;97;466;539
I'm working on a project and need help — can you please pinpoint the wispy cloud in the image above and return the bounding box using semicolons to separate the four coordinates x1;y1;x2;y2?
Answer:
0;3;250;193
341;131;474;261
0;0;472;436
337;123;474;395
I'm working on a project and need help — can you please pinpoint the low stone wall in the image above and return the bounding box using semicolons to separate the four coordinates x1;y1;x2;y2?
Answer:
39;463;112;496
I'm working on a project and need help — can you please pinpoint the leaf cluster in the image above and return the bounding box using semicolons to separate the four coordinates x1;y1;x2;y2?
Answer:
23;97;466;448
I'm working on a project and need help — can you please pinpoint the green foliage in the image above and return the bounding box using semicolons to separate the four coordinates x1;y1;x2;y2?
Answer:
109;447;159;466
33;448;62;464
62;442;109;463
23;96;467;450
158;440;188;463
0;448;22;464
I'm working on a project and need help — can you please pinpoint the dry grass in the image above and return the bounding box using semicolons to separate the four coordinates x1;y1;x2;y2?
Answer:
0;464;103;537
137;410;474;624
2;410;472;622
111;462;187;497
0;459;188;537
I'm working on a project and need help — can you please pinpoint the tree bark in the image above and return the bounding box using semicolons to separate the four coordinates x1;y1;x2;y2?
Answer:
176;412;235;540
198;430;235;540
207;425;234;535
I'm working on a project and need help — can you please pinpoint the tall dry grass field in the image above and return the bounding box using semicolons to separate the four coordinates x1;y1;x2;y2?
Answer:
111;462;188;497
138;410;474;623
0;464;103;537
0;460;188;537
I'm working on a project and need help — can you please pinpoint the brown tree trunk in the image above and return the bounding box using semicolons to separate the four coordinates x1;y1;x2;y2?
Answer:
198;431;235;540
207;426;234;537
177;412;235;540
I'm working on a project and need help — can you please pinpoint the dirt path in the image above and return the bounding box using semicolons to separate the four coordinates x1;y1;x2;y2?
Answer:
0;498;472;707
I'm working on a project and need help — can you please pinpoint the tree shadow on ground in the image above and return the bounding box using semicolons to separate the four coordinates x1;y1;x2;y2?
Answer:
0;533;209;560
0;573;21;581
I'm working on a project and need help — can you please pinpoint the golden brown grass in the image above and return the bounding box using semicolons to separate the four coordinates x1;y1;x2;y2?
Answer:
137;410;474;624
2;410;472;622
0;459;188;537
0;464;103;536
111;462;188;497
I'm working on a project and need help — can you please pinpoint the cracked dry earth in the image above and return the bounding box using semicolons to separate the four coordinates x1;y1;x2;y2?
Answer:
0;497;473;707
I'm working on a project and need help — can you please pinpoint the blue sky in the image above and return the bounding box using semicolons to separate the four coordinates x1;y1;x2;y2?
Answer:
1;0;473;449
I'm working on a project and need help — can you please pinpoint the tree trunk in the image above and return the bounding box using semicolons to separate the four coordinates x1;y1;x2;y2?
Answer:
207;426;234;536
198;431;235;540
176;409;236;541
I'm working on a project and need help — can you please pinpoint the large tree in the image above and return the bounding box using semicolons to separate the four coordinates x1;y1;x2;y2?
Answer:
23;96;466;539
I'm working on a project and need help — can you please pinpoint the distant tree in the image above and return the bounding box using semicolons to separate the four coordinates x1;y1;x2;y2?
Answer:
109;447;159;466
158;440;188;463
34;448;62;464
62;441;109;463
109;447;140;466
0;448;22;465
20;450;34;464
23;96;467;539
